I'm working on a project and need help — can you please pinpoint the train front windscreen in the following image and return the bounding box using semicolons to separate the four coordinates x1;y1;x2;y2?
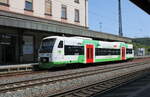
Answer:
39;38;56;53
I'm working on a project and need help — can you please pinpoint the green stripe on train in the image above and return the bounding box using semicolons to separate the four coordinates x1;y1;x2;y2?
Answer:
39;55;84;69
95;56;121;62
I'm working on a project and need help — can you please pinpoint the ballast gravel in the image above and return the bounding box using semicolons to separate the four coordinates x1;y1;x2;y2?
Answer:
0;62;150;97
0;61;138;85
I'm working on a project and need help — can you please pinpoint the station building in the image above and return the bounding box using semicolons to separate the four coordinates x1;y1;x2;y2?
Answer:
0;0;131;64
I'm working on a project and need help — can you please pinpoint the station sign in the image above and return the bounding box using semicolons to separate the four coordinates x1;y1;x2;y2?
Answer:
0;34;12;45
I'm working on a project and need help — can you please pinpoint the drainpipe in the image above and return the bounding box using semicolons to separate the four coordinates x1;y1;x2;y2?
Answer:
85;0;87;28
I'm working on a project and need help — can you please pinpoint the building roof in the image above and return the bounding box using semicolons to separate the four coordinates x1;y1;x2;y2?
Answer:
0;11;132;43
130;0;150;15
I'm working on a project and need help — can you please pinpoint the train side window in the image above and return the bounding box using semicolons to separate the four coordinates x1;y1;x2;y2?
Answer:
95;48;121;56
126;49;132;54
64;45;84;55
58;41;63;48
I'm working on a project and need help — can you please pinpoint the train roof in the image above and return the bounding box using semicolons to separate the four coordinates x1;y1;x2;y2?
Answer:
43;36;92;40
70;36;92;40
43;36;129;44
43;36;62;39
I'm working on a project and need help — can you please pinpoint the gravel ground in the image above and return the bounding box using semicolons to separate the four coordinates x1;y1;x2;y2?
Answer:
0;62;150;97
0;61;139;85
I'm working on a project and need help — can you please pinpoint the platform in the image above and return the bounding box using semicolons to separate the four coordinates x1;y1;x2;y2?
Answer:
134;55;150;59
0;63;38;74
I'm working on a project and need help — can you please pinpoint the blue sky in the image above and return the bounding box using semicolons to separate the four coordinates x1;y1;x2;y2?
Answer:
88;0;150;38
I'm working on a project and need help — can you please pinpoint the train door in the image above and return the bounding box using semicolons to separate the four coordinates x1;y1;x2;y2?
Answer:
86;44;94;63
121;47;126;60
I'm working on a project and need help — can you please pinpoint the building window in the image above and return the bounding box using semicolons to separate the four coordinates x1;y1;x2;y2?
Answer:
74;0;79;3
25;0;33;11
23;36;33;55
45;0;52;16
61;5;67;19
0;0;9;6
75;9;80;22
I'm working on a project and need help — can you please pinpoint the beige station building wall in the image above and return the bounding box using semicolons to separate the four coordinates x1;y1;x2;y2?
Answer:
0;0;88;27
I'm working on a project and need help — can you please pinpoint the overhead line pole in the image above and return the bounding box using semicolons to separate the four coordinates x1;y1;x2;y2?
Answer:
118;0;123;37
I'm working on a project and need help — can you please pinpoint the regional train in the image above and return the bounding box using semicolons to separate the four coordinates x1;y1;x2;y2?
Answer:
38;36;134;69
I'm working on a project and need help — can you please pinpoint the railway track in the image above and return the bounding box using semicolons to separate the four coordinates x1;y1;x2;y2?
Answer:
50;69;150;97
0;70;48;78
95;70;150;97
0;57;149;78
0;60;150;94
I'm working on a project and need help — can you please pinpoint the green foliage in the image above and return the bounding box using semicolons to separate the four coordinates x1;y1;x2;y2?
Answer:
133;38;150;55
133;38;150;46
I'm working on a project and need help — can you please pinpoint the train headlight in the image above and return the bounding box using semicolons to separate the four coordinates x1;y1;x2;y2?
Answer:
40;57;49;63
43;58;47;62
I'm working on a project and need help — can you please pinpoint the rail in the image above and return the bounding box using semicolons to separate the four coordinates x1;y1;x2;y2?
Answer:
0;56;149;75
0;60;150;94
51;69;150;97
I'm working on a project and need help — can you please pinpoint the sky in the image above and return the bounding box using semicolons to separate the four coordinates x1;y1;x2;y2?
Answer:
88;0;150;38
